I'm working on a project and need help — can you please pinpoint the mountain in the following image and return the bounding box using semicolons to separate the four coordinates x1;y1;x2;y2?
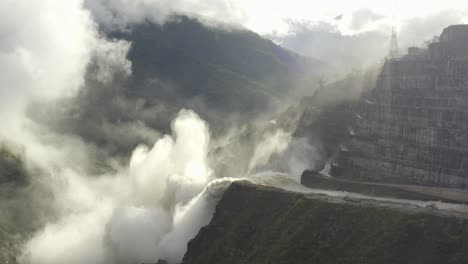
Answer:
111;16;325;115
29;16;326;158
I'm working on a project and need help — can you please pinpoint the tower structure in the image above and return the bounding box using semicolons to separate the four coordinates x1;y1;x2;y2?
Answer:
388;26;400;59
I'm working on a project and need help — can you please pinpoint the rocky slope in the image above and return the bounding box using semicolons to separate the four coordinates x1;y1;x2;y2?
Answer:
284;68;379;171
182;181;468;264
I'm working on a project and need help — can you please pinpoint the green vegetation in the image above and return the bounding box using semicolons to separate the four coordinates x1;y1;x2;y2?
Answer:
112;16;324;114
183;182;468;264
0;146;26;185
0;226;19;264
0;145;28;263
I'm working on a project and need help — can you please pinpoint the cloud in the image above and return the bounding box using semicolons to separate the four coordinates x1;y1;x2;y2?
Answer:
90;39;132;83
271;10;466;75
350;8;384;30
270;20;388;74
0;0;93;113
105;206;171;263
81;1;468;37
0;0;132;139
247;129;291;174
84;0;247;30
398;10;466;48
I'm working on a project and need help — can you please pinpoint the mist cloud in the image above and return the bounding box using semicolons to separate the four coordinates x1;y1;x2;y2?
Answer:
270;20;388;74
0;0;93;112
20;110;215;264
399;9;466;47
18;108;296;264
0;0;132;140
84;0;247;31
271;9;467;76
350;8;384;31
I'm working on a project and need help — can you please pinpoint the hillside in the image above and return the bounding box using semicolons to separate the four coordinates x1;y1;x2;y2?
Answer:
182;181;468;264
111;17;325;114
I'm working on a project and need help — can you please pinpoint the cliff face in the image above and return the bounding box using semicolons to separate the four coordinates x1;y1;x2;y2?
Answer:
333;25;468;189
182;181;468;264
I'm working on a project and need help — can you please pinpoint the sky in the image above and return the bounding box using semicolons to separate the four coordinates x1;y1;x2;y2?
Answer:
85;0;468;35
230;0;468;72
84;0;468;73
232;0;468;35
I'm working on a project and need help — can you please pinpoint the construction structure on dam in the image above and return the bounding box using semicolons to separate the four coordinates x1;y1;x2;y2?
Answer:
332;25;468;189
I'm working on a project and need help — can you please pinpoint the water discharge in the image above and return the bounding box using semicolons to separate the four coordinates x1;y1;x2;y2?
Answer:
18;109;298;264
